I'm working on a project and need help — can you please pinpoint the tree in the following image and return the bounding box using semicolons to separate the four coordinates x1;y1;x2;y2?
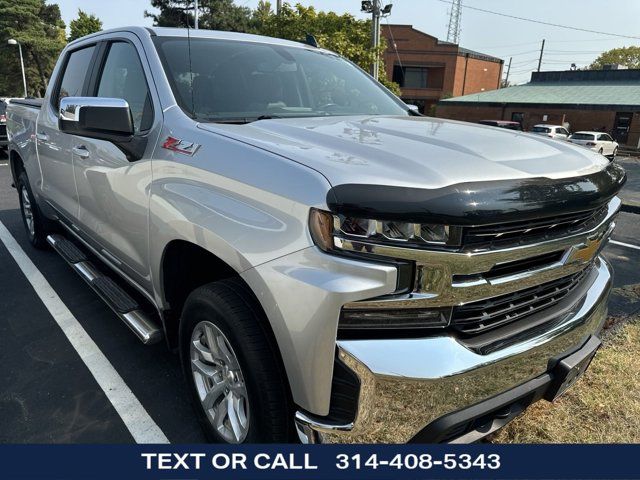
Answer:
0;0;66;97
251;3;401;95
589;46;640;70
145;0;252;32
69;9;103;42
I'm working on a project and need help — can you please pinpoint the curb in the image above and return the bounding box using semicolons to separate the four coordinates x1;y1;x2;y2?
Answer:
621;203;640;215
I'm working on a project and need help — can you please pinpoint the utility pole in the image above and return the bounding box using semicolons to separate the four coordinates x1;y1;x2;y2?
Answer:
537;39;545;72
362;1;392;80
371;0;381;80
504;56;512;87
276;0;281;15
194;0;199;29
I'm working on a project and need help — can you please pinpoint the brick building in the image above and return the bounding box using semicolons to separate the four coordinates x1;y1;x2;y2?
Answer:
437;69;640;148
381;24;504;114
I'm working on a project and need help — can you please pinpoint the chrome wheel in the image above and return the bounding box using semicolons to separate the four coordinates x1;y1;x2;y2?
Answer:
20;185;35;237
190;320;250;443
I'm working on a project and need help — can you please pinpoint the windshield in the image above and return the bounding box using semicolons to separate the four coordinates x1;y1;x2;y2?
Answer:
532;126;551;133
571;133;595;141
154;37;408;122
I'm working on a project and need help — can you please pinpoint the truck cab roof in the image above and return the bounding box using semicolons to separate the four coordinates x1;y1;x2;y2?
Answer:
69;25;325;52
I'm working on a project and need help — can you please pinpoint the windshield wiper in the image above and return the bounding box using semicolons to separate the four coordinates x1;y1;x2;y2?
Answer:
253;114;282;121
202;115;283;124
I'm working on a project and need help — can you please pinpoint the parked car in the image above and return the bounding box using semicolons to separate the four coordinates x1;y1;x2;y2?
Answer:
0;98;8;150
530;124;570;140
569;131;619;159
6;27;625;444
478;120;522;131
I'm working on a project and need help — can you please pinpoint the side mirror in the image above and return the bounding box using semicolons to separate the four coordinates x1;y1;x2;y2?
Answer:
406;104;420;114
59;97;146;161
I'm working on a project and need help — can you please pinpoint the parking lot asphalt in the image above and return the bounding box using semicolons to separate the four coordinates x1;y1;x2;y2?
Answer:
1;150;640;444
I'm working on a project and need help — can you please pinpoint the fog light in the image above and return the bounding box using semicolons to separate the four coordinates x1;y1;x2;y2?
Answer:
339;308;451;330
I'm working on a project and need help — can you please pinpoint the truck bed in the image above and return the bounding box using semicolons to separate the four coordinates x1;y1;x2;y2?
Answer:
10;98;43;109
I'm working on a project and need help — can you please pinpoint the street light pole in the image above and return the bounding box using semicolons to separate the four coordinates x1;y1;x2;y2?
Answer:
8;39;27;98
370;0;381;80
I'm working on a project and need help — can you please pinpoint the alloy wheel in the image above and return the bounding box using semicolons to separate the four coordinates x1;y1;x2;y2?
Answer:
20;185;35;237
190;320;250;443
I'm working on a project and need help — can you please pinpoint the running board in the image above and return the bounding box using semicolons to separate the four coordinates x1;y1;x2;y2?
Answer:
46;234;163;345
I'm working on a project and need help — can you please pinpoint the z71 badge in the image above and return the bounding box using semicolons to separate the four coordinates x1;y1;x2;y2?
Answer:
162;136;201;156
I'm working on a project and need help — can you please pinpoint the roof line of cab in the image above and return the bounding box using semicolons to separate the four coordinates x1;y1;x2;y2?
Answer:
67;25;327;52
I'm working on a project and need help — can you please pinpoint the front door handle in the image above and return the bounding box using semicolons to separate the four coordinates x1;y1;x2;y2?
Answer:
72;145;90;159
36;132;49;142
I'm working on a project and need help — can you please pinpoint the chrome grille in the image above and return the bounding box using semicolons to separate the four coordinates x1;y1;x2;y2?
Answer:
462;206;608;249
451;266;593;334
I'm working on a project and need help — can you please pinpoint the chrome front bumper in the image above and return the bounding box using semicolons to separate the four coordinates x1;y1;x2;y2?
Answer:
296;256;612;443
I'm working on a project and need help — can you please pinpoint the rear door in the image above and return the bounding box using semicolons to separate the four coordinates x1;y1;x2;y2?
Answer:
71;35;160;289
556;127;570;140
37;45;98;219
597;134;615;155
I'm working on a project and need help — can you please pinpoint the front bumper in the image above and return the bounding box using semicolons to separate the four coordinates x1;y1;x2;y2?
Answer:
296;256;612;443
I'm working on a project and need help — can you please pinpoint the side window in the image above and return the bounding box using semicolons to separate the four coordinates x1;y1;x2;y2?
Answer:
96;42;153;133
56;46;96;107
598;134;609;141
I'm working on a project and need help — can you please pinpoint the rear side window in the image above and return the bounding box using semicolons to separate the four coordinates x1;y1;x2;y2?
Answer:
57;46;96;107
571;133;595;140
96;42;153;132
532;126;550;133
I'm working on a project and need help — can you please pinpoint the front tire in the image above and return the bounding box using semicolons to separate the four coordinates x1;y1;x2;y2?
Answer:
179;278;294;443
16;171;51;249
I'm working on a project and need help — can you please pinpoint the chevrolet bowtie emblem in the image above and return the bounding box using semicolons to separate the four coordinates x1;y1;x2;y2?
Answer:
565;225;613;265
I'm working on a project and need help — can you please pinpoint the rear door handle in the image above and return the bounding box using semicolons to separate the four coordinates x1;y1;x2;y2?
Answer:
36;132;49;142
72;145;90;158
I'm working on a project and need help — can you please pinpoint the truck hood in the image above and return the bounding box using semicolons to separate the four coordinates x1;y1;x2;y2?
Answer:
198;115;610;189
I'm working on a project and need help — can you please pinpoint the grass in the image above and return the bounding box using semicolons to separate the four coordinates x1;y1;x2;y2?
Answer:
492;316;640;443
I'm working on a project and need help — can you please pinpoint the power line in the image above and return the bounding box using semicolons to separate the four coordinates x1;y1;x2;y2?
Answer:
431;0;640;40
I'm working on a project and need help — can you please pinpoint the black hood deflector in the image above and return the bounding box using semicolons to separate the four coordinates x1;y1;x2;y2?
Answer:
326;162;626;226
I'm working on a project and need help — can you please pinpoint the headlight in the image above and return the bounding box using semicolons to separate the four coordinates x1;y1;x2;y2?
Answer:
309;208;458;254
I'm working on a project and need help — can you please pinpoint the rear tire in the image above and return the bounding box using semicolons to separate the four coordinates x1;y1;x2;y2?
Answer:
598;148;604;155
16;171;52;249
179;278;294;443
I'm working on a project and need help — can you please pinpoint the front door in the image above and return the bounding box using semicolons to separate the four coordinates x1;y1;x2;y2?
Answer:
37;45;97;220
72;38;159;288
613;112;632;144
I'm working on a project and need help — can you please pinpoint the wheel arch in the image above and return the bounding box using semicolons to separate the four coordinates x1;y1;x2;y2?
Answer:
9;148;25;186
158;239;296;412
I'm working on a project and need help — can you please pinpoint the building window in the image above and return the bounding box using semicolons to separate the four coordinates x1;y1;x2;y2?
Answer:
393;65;429;88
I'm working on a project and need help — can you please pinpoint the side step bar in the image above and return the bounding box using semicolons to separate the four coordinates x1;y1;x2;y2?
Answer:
47;234;163;345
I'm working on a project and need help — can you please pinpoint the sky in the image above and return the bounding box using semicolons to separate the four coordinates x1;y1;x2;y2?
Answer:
54;0;640;85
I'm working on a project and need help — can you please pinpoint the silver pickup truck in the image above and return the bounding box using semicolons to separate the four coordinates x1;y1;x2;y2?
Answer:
6;27;625;444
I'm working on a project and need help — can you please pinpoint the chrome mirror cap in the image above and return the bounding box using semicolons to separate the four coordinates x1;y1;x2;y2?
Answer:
59;97;130;123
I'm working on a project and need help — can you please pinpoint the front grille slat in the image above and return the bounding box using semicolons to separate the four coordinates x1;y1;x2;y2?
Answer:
463;205;608;249
451;267;592;334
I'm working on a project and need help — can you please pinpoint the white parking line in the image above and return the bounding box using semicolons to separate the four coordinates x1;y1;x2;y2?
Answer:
610;239;640;251
0;221;169;444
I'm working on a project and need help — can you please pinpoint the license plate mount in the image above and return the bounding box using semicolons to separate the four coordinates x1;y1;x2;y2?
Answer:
545;336;601;402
